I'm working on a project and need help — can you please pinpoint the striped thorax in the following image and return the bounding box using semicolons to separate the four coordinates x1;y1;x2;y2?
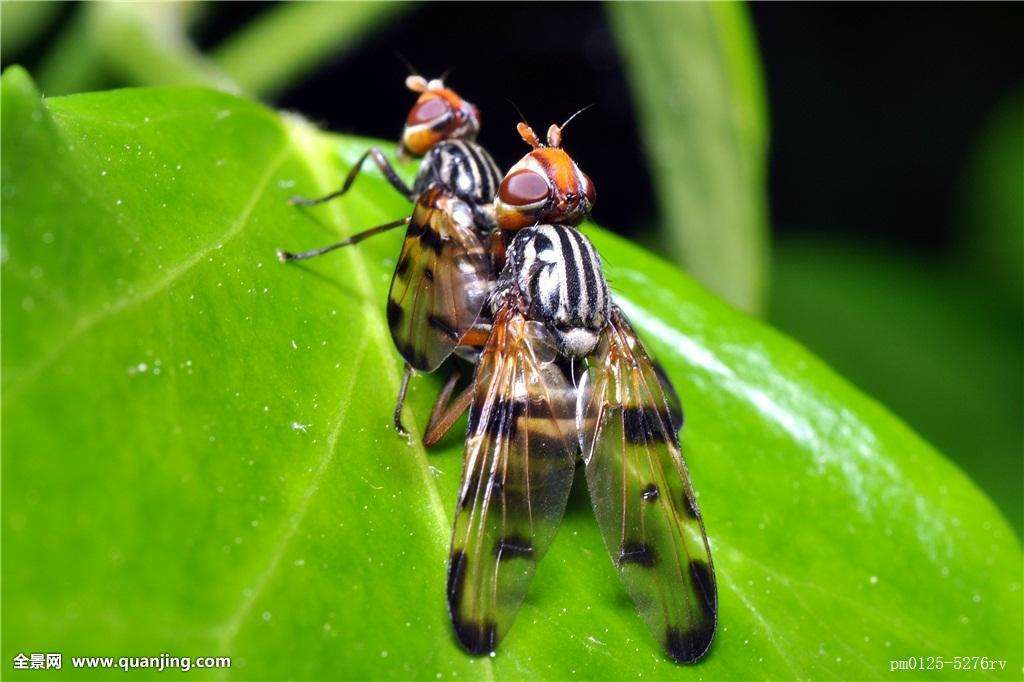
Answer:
413;140;502;228
492;224;609;357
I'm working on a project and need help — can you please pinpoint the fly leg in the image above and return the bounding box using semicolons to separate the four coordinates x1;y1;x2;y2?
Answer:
277;216;409;262
290;148;414;206
423;371;474;447
392;363;414;436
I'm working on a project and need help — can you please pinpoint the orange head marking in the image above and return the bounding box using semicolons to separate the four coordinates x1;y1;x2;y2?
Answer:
400;75;481;157
496;114;596;231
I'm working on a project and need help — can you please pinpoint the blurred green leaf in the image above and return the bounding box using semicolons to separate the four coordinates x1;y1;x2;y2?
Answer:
35;1;405;104
32;3;108;96
958;88;1024;311
769;236;1023;535
609;2;769;313
212;1;408;99
0;0;63;60
91;2;233;90
38;2;235;96
3;68;1020;679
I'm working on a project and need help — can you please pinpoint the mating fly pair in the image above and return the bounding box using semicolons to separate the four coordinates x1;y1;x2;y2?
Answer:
279;78;716;664
430;122;717;665
279;75;502;436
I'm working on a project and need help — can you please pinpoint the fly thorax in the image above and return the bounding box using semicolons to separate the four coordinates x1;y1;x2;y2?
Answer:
415;141;501;209
499;225;610;358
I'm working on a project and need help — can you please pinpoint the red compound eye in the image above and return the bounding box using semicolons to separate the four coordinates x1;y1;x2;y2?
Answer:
407;97;450;125
499;169;550;206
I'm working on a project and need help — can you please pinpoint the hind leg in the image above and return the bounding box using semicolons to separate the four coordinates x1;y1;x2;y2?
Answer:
390;363;414;436
423;371;474;447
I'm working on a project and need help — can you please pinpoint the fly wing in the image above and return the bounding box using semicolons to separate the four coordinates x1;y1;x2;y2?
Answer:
447;306;578;655
579;305;716;663
651;356;684;432
388;190;494;371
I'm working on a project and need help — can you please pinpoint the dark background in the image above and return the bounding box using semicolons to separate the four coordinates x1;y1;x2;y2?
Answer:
198;2;1023;251
14;2;1023;246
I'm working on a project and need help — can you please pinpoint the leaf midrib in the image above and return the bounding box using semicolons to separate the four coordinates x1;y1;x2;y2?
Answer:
13;92;491;677
212;116;494;679
279;114;450;543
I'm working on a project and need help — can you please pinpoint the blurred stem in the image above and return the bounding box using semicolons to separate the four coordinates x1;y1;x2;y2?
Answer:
958;88;1023;311
93;3;236;91
38;2;236;96
1;1;63;60
609;2;770;313
212;1;408;99
35;6;108;95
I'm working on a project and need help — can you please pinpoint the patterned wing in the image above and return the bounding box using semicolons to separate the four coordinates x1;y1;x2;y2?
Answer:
579;306;716;663
651;356;684;433
448;306;578;655
387;188;494;371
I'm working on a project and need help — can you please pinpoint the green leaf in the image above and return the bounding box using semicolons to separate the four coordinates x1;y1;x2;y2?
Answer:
212;2;408;100
769;237;1023;537
608;2;770;314
3;68;1020;679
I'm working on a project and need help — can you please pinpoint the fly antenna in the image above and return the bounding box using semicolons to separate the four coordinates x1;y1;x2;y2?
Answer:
506;99;542;148
505;98;529;126
396;53;429;92
560;103;594;132
548;103;594;147
394;51;418;77
439;66;455;83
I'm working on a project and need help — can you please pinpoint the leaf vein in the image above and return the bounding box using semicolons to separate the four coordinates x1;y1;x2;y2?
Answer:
214;334;373;653
2;143;291;402
724;573;805;679
282;118;492;681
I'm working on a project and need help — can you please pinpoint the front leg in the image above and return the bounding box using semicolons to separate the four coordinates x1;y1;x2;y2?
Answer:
290;147;414;206
277;216;409;262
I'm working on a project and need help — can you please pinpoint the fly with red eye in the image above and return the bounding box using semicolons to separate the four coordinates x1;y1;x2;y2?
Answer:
428;222;716;666
277;74;503;436
410;111;604;443
423;117;715;665
401;76;482;158
494;111;597;232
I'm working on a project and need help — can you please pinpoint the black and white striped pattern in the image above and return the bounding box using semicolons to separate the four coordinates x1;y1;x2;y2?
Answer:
414;140;502;211
493;224;610;357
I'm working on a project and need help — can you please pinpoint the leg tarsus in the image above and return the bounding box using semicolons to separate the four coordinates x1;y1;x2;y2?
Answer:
426;371;462;433
392;363;414;436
